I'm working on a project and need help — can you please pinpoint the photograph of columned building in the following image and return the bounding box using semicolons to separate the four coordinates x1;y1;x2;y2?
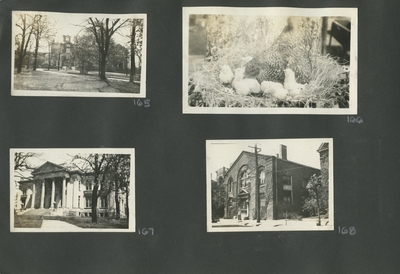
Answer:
11;148;135;232
17;161;127;218
207;139;333;232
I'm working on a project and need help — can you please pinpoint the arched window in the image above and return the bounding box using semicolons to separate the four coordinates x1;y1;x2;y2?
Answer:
238;166;250;188
259;167;266;185
228;177;233;193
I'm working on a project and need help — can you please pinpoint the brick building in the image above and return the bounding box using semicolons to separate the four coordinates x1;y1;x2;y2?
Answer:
222;145;321;220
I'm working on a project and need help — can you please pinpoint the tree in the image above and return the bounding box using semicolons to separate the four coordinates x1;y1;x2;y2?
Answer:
108;154;130;219
72;32;98;73
129;19;144;82
15;14;41;73
72;154;114;223
107;40;129;71
14;152;40;178
302;174;329;221
86;17;129;80
32;15;54;71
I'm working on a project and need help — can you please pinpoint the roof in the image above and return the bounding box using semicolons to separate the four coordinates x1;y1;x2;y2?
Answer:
223;150;320;178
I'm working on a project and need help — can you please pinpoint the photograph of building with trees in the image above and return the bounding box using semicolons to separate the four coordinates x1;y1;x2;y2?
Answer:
207;139;333;232
12;11;146;97
183;7;357;114
11;149;135;232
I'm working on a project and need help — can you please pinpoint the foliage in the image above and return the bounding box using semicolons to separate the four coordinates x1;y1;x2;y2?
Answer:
72;31;98;72
86;17;129;80
302;174;329;217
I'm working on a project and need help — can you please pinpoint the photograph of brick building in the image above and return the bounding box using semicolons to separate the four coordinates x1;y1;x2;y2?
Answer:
207;139;333;232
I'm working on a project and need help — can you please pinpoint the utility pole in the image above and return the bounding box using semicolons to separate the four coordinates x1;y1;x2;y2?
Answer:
249;144;261;223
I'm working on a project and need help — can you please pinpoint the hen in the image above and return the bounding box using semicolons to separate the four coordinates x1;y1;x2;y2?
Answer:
245;17;320;85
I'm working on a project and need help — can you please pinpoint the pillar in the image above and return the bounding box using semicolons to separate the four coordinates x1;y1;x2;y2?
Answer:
62;177;66;208
50;178;55;209
31;183;35;209
40;180;45;208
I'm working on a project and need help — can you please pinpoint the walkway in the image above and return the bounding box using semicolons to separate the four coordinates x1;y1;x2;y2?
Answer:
41;220;83;230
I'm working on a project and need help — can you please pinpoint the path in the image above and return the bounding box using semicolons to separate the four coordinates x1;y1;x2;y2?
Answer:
41;220;84;230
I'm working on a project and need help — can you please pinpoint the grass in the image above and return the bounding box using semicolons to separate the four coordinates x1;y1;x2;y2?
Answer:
188;21;350;109
14;214;43;228
43;216;129;229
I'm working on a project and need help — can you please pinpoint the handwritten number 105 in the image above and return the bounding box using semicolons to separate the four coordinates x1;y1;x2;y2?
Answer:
338;226;356;235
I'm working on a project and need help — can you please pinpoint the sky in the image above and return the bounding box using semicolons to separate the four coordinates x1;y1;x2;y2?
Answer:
11;148;134;181
207;138;331;176
14;11;139;51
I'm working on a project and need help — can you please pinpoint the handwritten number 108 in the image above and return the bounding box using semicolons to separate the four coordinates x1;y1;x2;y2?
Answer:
338;226;356;235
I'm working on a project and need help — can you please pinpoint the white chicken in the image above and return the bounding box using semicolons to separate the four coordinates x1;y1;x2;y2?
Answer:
283;68;306;94
219;65;234;85
232;67;250;95
244;78;261;94
261;81;288;100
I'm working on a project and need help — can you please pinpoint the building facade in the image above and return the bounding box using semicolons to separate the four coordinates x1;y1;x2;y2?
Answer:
16;161;127;218
221;145;321;220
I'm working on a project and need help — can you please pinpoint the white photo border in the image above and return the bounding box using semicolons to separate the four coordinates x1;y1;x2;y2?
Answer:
10;148;136;233
183;7;358;115
206;138;334;232
11;11;147;98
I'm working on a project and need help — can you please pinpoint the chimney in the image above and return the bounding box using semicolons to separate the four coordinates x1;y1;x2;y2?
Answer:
280;145;287;160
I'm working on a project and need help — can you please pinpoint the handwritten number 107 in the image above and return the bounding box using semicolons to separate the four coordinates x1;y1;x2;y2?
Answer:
138;227;154;235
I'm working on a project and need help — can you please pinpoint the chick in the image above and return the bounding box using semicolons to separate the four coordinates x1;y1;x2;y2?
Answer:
283;68;306;94
244;78;261;94
232;67;250;95
261;81;288;100
219;65;234;85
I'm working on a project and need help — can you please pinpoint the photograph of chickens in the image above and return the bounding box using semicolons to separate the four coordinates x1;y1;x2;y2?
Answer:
183;7;357;114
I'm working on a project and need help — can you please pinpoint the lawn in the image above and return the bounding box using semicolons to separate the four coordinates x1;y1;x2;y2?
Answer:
14;214;43;228
43;216;129;229
13;69;140;94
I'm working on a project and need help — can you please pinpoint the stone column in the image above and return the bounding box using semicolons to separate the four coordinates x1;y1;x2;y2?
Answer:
40;180;45;208
50;178;55;209
31;183;35;209
62;177;66;208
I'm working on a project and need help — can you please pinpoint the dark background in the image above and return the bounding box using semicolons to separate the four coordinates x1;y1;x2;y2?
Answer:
0;0;399;273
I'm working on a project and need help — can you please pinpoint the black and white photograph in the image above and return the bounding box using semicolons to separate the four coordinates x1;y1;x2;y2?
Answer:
207;139;333;232
12;11;146;98
183;7;357;114
10;148;135;232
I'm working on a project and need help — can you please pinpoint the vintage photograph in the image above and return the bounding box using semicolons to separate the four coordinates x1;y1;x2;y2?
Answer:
183;7;357;114
10;148;135;232
206;139;333;232
12;11;146;98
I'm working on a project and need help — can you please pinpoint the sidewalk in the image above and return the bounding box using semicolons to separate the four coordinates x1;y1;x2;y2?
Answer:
41;220;84;230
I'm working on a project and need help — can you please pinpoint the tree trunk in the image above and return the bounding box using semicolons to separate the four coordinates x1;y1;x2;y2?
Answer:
100;52;107;80
33;35;39;71
92;185;99;223
126;190;129;220
130;23;136;83
115;181;120;219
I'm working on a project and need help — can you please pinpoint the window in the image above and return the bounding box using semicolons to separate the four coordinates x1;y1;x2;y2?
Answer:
282;175;292;203
78;196;81;207
283;191;292;203
228;178;233;192
259;170;266;185
101;197;108;208
240;169;249;188
86;197;92;208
